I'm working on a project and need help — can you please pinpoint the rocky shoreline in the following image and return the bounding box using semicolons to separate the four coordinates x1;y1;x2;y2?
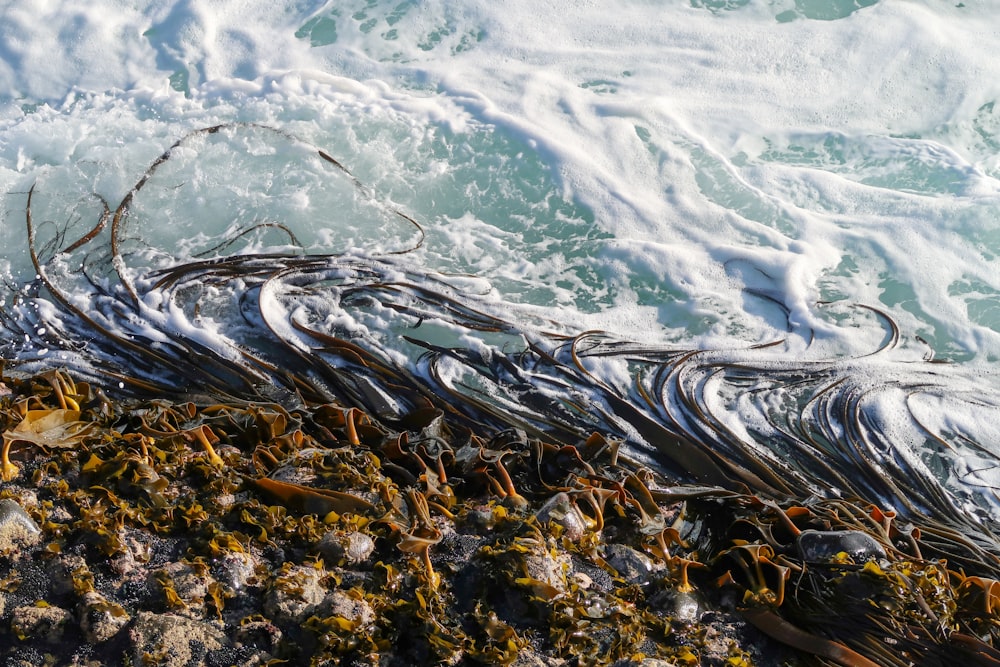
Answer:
2;371;999;666
0;372;791;666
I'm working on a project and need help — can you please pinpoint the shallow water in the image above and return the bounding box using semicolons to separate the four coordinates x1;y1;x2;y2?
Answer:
2;1;1000;530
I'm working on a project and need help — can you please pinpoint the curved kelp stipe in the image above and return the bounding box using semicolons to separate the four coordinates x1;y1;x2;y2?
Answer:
4;124;1000;561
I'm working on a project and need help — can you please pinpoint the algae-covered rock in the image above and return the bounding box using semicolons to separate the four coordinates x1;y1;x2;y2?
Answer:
263;564;328;624
128;611;229;667
46;554;90;596
315;529;375;565
212;550;262;592
318;589;374;628
10;603;72;643
150;561;216;618
78;590;130;643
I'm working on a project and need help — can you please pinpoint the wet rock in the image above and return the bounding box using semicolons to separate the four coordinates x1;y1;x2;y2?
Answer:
796;529;887;563
667;589;703;623
151;561;215;618
212;551;262;592
78;590;130;643
10;603;73;643
315;530;375;565
535;492;589;541
128;611;228;667
0;499;41;551
318;589;374;627
464;505;499;532
263;564;328;624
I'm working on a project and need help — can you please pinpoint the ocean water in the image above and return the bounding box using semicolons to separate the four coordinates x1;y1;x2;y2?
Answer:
2;1;1000;530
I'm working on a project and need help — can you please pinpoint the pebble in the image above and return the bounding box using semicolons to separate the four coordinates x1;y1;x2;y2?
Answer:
128;611;229;667
796;529;887;563
535;492;589;541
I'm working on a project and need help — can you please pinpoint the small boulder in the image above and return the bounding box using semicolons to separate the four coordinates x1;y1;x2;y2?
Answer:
11;603;72;644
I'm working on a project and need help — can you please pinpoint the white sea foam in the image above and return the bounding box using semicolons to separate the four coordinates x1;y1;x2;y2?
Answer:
1;0;996;356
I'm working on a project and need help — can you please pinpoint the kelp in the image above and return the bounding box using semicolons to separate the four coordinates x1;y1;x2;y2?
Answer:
3;124;1000;663
4;372;1000;664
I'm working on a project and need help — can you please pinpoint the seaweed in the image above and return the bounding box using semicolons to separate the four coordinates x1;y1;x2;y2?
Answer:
3;124;1000;664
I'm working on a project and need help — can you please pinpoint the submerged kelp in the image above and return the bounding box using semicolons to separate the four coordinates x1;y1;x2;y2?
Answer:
3;124;1000;664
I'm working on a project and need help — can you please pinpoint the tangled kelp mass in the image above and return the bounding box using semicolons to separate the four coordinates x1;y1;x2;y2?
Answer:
4;125;1000;664
1;372;1000;665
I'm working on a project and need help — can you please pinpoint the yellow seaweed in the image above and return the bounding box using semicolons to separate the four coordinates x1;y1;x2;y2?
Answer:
1;409;97;480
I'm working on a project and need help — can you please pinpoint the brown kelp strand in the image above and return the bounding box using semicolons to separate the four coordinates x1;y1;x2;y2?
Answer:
1;371;1000;665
